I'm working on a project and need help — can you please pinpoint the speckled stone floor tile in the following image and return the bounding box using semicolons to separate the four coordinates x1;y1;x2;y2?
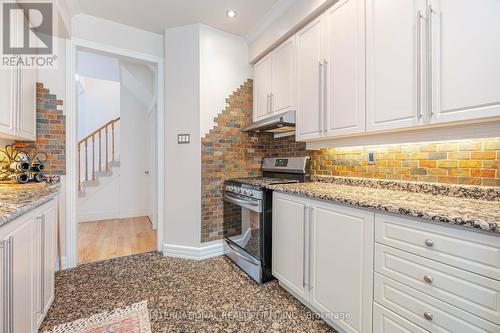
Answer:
41;252;335;333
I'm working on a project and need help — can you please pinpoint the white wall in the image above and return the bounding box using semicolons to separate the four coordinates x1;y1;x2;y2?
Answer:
77;51;120;82
76;77;120;140
164;23;252;250
247;0;336;62
199;24;252;137
36;35;67;107
164;24;202;248
72;14;164;58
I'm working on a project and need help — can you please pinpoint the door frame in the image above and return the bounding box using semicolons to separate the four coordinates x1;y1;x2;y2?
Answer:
65;38;165;268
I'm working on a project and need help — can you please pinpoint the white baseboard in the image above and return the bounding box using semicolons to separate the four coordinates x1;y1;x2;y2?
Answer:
77;210;151;223
163;240;224;260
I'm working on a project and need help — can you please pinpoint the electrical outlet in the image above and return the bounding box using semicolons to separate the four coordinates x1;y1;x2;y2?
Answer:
177;134;190;144
367;150;376;165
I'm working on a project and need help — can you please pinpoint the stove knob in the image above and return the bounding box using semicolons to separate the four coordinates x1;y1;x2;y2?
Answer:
247;191;254;197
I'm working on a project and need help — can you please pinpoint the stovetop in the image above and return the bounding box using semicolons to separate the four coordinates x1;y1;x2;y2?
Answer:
225;177;299;189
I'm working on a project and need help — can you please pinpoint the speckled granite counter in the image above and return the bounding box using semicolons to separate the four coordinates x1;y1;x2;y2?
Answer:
0;179;61;227
269;176;500;235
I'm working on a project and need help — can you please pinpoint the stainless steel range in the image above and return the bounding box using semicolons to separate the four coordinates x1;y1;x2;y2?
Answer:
223;157;309;283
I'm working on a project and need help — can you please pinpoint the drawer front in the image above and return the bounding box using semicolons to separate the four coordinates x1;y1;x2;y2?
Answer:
373;303;429;333
375;244;500;325
375;213;500;281
374;273;500;333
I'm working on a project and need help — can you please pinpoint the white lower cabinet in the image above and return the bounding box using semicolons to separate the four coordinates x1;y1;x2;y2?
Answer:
272;192;374;333
0;199;57;333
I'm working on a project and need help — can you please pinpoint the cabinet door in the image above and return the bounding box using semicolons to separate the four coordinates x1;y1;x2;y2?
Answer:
429;0;500;124
0;67;16;138
324;0;365;137
271;37;295;115
42;203;56;314
16;65;36;141
366;0;427;132
296;16;324;141
253;54;272;121
0;239;6;332
272;193;309;301
309;202;374;333
4;215;35;333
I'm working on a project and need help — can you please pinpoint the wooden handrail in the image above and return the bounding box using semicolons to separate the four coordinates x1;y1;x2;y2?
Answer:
78;117;120;146
77;117;120;191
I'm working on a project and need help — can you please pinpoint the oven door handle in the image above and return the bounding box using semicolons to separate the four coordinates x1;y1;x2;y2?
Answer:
225;240;260;266
223;194;258;206
223;194;262;213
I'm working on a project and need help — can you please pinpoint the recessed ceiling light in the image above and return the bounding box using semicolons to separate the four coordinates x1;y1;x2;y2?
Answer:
226;10;237;18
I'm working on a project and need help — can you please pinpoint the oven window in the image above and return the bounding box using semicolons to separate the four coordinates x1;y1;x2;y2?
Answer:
223;199;262;259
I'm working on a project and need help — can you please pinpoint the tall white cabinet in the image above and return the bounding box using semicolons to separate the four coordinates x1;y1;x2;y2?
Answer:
0;199;57;333
273;192;374;333
296;0;366;141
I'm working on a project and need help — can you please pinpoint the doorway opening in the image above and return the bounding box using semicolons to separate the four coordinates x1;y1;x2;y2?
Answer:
75;49;157;264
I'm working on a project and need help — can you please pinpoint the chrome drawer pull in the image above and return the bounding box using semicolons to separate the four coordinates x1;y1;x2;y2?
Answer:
423;275;433;284
424;312;433;321
424;239;434;247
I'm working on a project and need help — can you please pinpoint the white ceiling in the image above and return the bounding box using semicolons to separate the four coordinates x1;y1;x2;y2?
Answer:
76;0;280;36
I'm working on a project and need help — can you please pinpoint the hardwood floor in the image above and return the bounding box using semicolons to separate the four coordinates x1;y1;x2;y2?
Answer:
77;216;157;265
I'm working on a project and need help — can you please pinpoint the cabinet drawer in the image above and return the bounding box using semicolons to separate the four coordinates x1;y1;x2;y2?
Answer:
375;244;500;325
373;303;429;333
374;273;500;333
375;213;500;281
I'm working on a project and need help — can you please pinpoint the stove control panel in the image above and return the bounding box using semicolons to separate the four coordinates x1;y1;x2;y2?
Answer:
224;185;262;199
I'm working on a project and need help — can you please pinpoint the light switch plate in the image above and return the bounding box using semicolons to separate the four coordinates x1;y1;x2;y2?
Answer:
177;134;190;144
367;150;376;165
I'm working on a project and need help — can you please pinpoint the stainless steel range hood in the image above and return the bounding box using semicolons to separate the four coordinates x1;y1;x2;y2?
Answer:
243;111;295;134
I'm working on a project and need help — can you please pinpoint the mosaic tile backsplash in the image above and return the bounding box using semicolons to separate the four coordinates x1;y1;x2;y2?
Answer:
201;79;499;242
310;139;500;187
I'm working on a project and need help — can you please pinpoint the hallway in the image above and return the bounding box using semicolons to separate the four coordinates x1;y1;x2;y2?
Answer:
77;217;157;264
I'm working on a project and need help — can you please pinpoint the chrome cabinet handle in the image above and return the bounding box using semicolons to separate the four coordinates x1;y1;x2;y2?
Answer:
318;61;323;133
427;4;434;118
424;311;433;321
270;93;274;114
323;59;328;133
424;239;434;247
416;10;422;120
303;206;309;288
423;274;433;284
40;215;45;314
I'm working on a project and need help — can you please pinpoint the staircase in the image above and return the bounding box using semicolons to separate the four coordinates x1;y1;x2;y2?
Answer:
78;117;120;195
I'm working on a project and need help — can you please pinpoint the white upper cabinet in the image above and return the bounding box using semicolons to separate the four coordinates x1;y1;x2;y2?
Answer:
366;0;427;132
324;0;366;137
17;66;36;141
253;54;272;121
0;67;17;137
429;0;500;124
253;37;295;122
296;17;324;141
271;38;295;115
0;1;36;141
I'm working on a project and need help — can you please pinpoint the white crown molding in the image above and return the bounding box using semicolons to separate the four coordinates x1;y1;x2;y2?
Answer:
163;241;224;261
245;0;297;44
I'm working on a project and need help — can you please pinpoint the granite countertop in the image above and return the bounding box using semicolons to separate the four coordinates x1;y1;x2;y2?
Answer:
269;177;500;235
0;179;61;228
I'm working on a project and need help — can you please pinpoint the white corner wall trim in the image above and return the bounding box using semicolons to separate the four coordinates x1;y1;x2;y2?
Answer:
163;241;224;261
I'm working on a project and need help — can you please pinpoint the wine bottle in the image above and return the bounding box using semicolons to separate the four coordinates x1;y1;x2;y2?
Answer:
31;163;45;172
33;173;45;182
10;161;30;172
8;173;29;184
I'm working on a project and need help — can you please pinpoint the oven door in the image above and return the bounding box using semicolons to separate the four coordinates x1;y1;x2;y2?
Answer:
223;192;263;261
